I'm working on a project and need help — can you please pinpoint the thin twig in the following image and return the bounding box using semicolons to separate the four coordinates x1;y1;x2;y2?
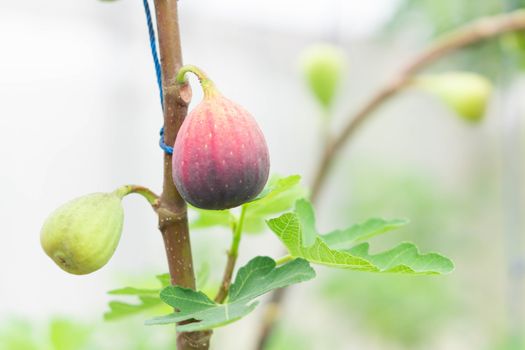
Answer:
256;9;525;350
153;1;211;349
215;206;247;303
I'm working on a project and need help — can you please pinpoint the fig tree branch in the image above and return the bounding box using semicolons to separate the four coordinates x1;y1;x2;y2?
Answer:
256;9;525;350
152;1;210;349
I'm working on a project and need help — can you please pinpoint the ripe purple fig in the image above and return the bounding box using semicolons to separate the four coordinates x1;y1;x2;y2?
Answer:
172;66;270;210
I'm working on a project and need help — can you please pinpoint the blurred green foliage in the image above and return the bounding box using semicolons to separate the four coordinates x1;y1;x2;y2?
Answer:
0;318;91;350
336;159;494;253
316;156;499;347
490;334;525;350
264;326;314;350
0;320;39;350
319;272;459;347
389;0;507;35
386;0;525;77
0;317;175;350
104;273;172;321
49;319;91;350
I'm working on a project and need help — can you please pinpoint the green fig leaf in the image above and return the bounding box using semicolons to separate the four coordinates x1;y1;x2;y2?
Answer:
104;274;171;321
322;218;409;250
248;175;302;203
267;200;454;275
295;199;317;247
105;297;164;321
0;320;39;350
189;207;234;230
242;175;307;233
146;288;257;331
49;318;91;350
146;256;315;331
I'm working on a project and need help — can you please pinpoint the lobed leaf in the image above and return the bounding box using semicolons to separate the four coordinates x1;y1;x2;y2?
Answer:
243;175;307;233
145;288;258;332
104;296;163;321
228;256;315;302
267;200;454;275
146;256;315;331
347;242;454;274
322;218;409;250
104;273;172;321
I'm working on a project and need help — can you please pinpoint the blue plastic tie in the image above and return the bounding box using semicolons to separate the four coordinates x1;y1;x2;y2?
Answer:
142;0;173;154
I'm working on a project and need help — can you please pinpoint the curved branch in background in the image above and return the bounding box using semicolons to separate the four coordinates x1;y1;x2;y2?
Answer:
311;9;525;202
256;9;525;350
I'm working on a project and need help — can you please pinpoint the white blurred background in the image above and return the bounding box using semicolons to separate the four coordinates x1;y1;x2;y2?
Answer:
0;0;398;317
1;1;524;349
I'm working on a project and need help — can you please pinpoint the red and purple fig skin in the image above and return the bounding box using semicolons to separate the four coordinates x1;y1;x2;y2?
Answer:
172;89;270;210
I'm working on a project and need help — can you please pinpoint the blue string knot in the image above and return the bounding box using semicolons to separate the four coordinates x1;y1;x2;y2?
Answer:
142;0;174;155
159;127;174;154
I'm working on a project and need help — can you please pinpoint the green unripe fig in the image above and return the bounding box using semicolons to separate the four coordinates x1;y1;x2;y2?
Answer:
415;72;492;123
40;192;124;275
299;43;347;110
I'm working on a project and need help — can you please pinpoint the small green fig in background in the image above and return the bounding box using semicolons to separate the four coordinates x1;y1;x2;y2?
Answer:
415;72;492;123
41;192;124;275
299;43;347;110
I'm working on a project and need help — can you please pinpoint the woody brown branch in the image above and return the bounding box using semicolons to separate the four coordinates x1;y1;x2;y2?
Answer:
153;0;211;349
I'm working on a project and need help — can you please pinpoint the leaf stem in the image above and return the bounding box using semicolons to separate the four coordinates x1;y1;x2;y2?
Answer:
232;206;247;257
275;255;293;265
215;206;247;303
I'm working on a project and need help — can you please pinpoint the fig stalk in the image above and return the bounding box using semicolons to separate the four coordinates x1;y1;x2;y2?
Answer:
114;185;160;209
176;65;216;98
